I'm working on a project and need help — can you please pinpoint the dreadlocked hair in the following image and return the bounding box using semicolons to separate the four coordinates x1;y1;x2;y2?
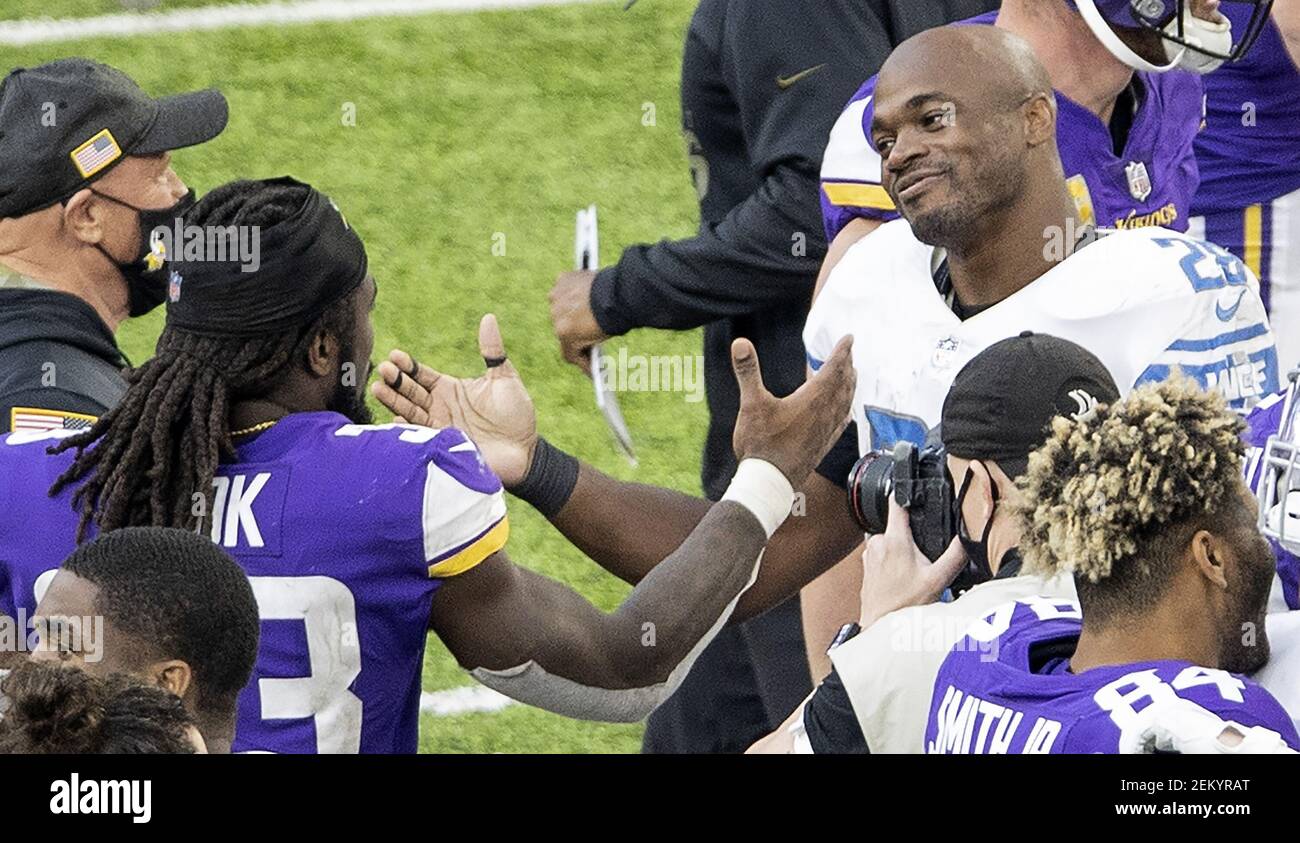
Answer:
1016;374;1248;622
48;179;361;541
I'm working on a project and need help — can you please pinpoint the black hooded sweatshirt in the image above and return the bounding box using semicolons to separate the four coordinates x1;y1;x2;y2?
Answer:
0;287;127;433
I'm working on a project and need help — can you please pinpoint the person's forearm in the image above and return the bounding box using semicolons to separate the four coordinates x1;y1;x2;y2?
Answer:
549;462;712;584
590;166;825;335
463;491;782;723
516;443;862;622
732;471;863;621
593;499;768;681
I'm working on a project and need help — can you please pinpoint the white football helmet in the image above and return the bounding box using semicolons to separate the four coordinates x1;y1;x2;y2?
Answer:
1258;368;1300;556
1070;0;1274;74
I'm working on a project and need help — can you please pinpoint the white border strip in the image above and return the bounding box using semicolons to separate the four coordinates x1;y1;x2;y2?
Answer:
419;684;515;716
0;0;601;46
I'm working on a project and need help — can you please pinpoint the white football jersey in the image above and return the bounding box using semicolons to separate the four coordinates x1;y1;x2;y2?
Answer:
1257;610;1300;737
803;220;1279;457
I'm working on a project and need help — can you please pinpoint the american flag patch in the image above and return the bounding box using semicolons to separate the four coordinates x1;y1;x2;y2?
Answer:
9;407;97;433
69;129;122;178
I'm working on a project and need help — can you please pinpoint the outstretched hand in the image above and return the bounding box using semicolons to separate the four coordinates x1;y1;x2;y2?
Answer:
370;314;538;487
731;335;857;489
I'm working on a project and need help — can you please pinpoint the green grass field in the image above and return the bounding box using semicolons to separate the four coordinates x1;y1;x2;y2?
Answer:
4;0;707;753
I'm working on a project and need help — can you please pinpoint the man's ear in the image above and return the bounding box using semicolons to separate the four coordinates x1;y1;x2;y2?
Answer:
977;461;999;505
307;328;340;378
1023;92;1056;148
151;660;194;700
62;189;107;246
1190;529;1230;589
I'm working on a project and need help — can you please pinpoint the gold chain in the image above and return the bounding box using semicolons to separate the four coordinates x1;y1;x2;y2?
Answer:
230;420;279;438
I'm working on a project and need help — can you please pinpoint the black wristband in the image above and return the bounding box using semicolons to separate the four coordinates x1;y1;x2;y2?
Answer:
509;437;579;518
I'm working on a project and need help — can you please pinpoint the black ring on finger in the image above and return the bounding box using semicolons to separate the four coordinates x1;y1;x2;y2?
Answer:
389;371;404;391
405;358;420;379
483;355;508;368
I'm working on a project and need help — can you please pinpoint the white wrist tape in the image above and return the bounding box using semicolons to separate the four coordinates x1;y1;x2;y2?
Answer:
722;458;795;539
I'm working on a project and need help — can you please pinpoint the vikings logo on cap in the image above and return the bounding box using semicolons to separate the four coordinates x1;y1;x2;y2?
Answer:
145;228;169;272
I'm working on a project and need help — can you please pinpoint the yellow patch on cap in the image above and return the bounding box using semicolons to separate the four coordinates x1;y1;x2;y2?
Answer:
69;128;123;179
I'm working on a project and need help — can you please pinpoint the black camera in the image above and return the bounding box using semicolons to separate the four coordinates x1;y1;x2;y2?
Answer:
847;440;956;561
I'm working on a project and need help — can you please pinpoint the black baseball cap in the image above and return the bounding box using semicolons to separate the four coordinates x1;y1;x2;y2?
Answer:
0;58;228;219
941;331;1121;477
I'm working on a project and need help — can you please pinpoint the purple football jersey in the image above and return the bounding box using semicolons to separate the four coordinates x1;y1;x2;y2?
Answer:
1190;10;1300;328
0;413;509;753
1244;390;1300;610
924;598;1300;753
1193;10;1300;214
819;10;1203;242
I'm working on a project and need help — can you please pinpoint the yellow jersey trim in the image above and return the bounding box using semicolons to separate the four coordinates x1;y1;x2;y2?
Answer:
428;517;509;578
822;182;896;211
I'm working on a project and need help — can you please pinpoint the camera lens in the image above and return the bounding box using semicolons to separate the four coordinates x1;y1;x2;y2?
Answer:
847;450;893;533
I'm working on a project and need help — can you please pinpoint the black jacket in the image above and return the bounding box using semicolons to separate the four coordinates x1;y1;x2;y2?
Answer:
589;0;1001;499
0;287;127;433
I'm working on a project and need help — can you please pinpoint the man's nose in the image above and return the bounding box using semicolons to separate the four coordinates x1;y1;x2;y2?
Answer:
884;130;927;177
163;166;188;201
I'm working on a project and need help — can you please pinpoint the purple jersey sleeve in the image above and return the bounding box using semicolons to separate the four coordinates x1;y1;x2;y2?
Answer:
1193;11;1300;214
818;74;899;243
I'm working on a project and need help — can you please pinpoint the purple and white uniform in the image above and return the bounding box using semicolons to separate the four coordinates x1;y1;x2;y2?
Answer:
819;10;1204;243
924;598;1300;753
1189;6;1300;370
0;413;509;753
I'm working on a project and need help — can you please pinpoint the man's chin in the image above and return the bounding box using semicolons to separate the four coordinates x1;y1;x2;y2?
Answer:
904;206;964;248
1115;25;1171;66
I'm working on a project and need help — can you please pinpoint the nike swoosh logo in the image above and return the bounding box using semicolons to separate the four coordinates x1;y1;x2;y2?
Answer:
1216;288;1248;322
777;63;827;90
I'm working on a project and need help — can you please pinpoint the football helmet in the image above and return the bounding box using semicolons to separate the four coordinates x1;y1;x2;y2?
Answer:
1258;368;1300;556
1070;0;1274;73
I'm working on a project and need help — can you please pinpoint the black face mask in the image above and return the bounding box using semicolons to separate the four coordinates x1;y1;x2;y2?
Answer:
92;188;196;317
954;461;1001;584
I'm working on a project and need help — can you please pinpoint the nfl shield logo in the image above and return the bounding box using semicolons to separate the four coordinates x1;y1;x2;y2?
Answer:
1125;161;1152;202
168;270;183;303
932;336;960;369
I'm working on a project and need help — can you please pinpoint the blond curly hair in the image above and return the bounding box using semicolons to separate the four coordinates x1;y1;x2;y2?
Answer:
1017;375;1248;616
